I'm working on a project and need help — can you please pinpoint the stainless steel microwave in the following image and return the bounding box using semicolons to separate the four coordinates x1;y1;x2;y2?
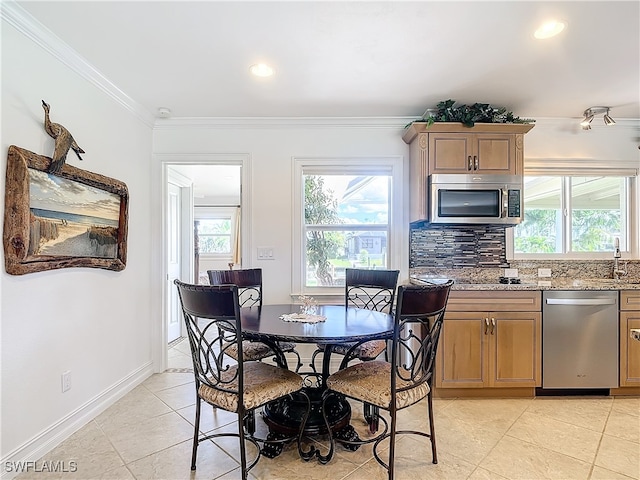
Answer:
428;174;523;225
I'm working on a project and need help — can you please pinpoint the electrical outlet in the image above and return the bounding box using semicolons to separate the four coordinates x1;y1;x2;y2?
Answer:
504;268;518;278
538;268;552;278
61;371;71;393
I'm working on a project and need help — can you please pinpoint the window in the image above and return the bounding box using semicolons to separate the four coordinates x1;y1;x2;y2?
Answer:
293;158;403;294
513;175;632;256
194;207;237;256
197;218;231;254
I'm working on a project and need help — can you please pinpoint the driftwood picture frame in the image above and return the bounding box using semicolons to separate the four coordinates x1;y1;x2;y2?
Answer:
3;145;128;275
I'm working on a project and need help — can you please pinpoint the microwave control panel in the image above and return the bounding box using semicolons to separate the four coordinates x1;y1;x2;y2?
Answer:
507;190;521;217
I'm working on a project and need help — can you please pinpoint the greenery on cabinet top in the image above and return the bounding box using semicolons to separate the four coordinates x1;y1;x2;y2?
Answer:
406;99;536;128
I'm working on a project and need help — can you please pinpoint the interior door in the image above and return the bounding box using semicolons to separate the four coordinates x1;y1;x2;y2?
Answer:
167;182;182;343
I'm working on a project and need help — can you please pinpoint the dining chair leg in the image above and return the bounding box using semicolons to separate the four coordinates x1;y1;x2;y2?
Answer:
364;403;380;433
238;406;249;480
191;396;201;470
388;407;397;480
427;390;438;464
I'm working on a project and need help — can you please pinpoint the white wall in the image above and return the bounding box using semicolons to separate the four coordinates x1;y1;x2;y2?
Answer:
153;121;413;305
0;18;154;469
152;117;639;299
525;117;640;166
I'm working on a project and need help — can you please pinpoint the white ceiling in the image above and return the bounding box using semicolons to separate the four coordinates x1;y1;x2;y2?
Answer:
169;164;241;202
15;1;640;121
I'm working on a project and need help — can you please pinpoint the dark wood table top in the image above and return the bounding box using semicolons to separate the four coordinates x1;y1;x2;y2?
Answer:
240;304;394;344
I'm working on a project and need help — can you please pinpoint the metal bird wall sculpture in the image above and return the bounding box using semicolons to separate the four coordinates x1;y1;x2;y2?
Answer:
41;100;85;174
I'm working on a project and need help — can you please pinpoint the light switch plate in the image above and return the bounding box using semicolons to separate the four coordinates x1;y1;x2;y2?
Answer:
538;268;552;278
257;247;275;260
504;268;518;278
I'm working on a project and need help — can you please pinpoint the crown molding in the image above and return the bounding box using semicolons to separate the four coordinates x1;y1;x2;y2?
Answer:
154;115;640;130
1;1;155;128
153;116;416;129
529;117;640;130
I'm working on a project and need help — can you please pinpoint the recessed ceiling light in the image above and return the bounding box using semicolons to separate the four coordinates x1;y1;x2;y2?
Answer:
534;19;566;39
249;63;274;77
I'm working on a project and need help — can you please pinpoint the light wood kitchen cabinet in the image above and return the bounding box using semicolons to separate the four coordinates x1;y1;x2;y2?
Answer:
435;291;542;389
428;132;518;175
620;291;640;387
403;123;534;222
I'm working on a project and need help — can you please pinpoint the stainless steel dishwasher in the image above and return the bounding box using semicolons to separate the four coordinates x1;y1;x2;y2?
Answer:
542;290;618;389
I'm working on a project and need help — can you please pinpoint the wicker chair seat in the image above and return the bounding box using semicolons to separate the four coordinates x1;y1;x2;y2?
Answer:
226;340;297;361
327;360;430;410
199;361;303;412
320;339;386;360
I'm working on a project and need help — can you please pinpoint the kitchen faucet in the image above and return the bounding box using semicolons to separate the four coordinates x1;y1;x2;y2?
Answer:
613;238;627;280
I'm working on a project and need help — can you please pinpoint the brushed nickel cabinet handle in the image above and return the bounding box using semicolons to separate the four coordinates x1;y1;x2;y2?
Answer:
468;156;473;171
474;155;479;170
484;317;489;335
490;317;496;335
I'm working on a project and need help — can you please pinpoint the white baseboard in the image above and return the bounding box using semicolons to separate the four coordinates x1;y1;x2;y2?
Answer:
1;362;154;480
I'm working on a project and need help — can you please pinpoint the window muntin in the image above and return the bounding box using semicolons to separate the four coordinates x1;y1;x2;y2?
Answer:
304;174;390;287
514;176;629;255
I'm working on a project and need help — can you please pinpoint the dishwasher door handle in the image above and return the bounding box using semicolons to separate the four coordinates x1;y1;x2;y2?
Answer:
545;298;617;306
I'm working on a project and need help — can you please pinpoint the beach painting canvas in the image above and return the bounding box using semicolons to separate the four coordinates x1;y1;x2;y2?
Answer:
4;145;128;275
28;168;120;258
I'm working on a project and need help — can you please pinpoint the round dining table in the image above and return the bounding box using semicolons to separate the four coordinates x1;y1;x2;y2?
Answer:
239;304;394;457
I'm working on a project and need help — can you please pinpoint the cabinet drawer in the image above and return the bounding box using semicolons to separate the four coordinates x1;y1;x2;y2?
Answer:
620;291;640;311
447;291;541;312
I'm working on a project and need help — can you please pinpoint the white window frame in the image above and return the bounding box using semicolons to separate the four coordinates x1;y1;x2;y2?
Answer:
194;206;238;259
292;157;404;297
507;164;639;260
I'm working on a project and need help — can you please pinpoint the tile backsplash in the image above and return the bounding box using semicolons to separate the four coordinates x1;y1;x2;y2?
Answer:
409;223;639;281
410;223;509;268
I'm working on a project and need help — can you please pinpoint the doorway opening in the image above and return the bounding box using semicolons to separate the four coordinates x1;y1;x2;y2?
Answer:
162;156;250;369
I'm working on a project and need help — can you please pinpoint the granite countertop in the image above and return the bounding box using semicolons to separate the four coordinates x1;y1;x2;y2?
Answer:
410;276;640;291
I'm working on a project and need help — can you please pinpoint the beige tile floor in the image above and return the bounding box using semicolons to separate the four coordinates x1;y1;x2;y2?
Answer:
17;338;639;480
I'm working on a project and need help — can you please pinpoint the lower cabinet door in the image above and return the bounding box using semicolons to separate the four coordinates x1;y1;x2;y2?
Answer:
620;311;640;386
489;312;541;387
436;310;541;389
436;312;487;388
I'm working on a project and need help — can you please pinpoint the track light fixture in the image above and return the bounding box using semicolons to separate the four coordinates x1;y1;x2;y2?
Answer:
603;111;616;126
580;106;616;130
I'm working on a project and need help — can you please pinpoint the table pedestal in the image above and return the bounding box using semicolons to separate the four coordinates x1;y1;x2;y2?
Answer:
261;385;361;458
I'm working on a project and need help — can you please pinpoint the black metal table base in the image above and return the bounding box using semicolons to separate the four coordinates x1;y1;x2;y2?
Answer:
261;385;362;457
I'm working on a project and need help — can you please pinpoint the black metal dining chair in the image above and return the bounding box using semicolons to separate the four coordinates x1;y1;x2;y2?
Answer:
207;268;303;371
174;280;312;480
310;268;399;431
316;281;454;479
311;268;400;370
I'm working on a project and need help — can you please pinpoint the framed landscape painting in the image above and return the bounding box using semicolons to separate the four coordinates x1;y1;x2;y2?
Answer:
3;145;128;275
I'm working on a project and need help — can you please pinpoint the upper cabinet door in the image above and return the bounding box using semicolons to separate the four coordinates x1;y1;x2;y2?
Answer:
428;133;474;173
475;134;517;174
429;132;518;175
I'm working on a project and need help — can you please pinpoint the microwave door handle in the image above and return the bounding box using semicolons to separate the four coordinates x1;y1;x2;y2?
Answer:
501;188;508;218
